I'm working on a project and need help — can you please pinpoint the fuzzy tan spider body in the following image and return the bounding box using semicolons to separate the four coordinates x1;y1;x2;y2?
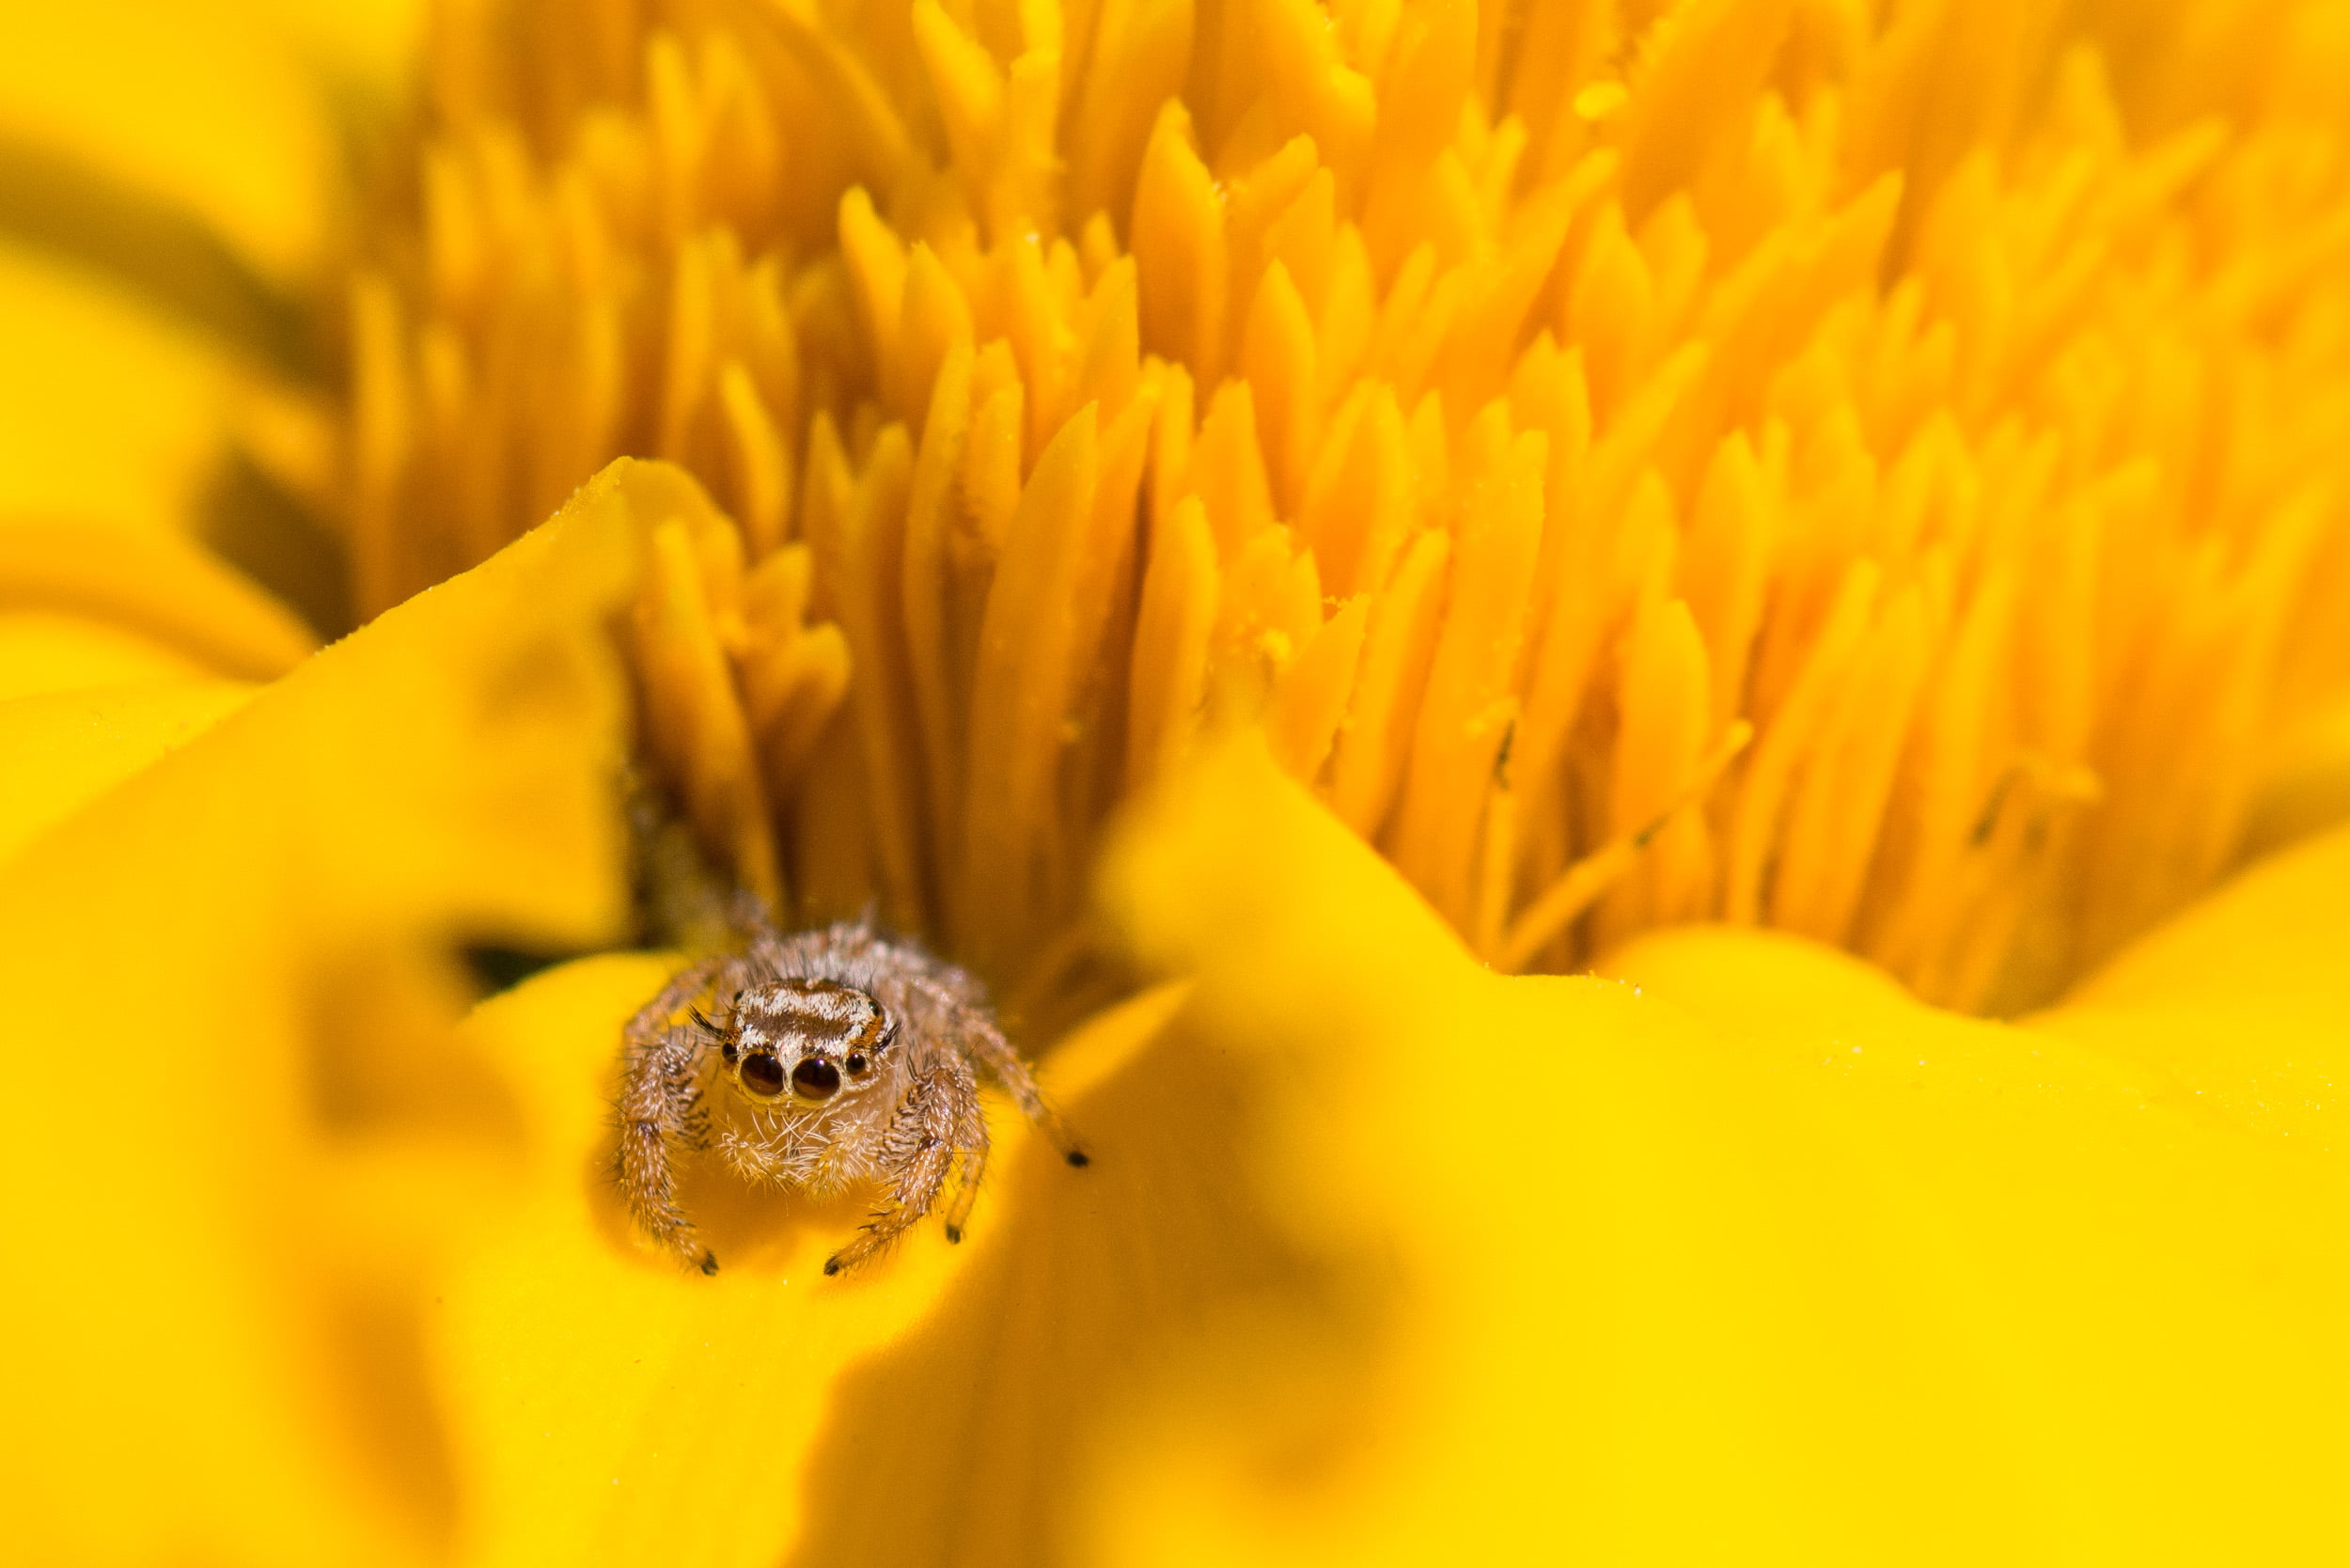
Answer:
619;917;1081;1276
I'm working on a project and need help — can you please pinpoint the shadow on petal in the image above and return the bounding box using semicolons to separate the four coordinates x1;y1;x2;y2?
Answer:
0;473;638;1567
786;989;1398;1567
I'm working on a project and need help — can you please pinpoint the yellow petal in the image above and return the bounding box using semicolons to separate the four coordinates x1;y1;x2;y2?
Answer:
0;0;404;281
436;733;2350;1564
2034;818;2350;1143
0;2;406;617
431;953;1175;1568
20;480;2339;1562
0;469;638;1567
0;676;254;865
0;518;317;678
0;241;241;538
0;609;214;702
1090;740;2350;1562
0;510;322;773
2242;696;2350;861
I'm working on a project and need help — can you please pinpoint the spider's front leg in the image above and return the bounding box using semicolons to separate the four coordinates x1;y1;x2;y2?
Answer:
824;1064;982;1276
619;959;730;1274
951;1006;1089;1168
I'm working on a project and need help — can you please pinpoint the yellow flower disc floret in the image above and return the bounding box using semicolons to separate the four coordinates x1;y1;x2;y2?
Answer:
347;0;2350;1010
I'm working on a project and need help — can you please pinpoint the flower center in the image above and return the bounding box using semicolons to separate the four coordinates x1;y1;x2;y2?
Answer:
345;0;2350;1011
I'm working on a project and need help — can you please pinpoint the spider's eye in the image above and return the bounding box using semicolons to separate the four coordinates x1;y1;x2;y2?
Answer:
791;1058;842;1100
740;1054;786;1096
844;1053;868;1074
720;1038;739;1064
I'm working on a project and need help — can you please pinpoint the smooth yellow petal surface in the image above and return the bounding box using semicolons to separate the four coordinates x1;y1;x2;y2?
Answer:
0;516;319;823
417;733;2350;1566
0;676;255;865
2034;820;2350;1144
2245;698;2350;861
0;0;405;279
0;240;244;538
0;474;638;1567
0;0;410;625
0;518;317;677
0;610;215;701
1094;743;2350;1563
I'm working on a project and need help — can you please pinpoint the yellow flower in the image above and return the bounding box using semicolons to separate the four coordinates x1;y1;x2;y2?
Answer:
7;0;2350;1563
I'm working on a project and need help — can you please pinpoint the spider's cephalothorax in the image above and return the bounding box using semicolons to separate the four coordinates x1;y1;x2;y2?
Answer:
619;916;1084;1277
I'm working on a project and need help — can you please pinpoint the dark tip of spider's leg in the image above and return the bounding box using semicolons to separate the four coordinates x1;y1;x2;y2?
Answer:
945;1224;964;1244
822;1255;842;1277
1065;1148;1090;1168
699;1250;720;1277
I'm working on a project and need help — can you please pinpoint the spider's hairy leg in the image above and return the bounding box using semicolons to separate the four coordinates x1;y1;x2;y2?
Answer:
619;958;733;1274
823;1065;975;1276
619;1025;713;1272
938;1091;991;1244
957;1010;1089;1168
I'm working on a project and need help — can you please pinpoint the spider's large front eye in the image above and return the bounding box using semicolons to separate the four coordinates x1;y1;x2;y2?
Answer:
740;1054;786;1096
791;1058;841;1100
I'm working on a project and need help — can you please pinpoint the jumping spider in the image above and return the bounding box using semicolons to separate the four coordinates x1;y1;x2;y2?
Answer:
619;912;1085;1277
